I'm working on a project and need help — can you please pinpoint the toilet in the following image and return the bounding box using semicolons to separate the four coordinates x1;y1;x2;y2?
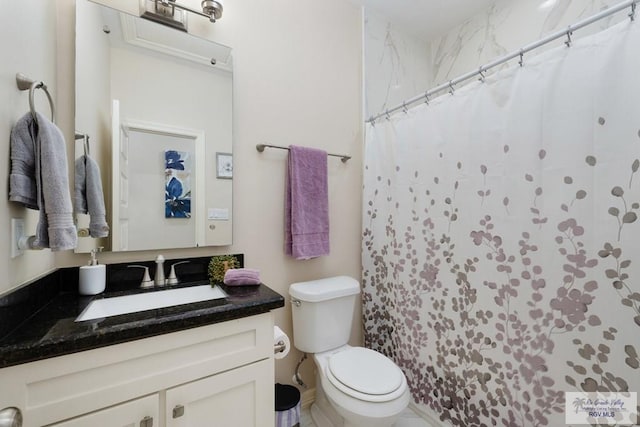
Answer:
289;276;410;427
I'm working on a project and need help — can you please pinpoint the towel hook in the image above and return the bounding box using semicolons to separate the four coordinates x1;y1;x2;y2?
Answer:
75;132;91;157
16;73;55;124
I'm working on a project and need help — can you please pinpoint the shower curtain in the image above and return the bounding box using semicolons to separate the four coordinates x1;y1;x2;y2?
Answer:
363;19;640;427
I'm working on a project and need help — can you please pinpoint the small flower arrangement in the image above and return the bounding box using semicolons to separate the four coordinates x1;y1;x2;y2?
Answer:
208;255;240;285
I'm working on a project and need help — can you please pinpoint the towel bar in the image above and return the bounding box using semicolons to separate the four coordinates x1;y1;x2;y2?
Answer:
256;143;351;163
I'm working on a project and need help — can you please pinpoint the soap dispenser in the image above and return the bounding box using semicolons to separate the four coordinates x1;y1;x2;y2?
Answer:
78;247;106;296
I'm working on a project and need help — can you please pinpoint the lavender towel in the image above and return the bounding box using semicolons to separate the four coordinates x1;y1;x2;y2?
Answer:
223;268;261;286
284;145;330;260
9;112;77;250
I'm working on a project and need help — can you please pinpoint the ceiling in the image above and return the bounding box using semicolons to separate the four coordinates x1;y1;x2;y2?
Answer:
354;0;495;40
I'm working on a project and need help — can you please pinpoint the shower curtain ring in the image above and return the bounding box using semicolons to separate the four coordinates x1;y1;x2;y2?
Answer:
478;66;486;82
368;116;376;126
630;2;636;21
518;50;524;67
385;110;391;120
424;92;430;105
448;80;455;95
565;29;573;47
402;102;408;114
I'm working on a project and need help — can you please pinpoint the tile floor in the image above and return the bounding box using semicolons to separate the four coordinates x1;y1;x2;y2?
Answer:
299;406;433;427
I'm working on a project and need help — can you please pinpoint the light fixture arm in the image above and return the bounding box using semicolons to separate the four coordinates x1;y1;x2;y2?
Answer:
159;0;223;23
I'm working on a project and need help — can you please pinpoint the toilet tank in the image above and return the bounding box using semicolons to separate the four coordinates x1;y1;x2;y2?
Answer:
289;276;360;353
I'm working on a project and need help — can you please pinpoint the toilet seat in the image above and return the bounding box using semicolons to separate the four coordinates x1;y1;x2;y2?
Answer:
326;347;407;402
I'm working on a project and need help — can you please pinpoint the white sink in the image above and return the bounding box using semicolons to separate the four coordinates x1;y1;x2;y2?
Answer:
76;285;227;322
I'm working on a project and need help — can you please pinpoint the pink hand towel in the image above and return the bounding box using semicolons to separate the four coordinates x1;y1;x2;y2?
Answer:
285;145;330;260
223;268;261;286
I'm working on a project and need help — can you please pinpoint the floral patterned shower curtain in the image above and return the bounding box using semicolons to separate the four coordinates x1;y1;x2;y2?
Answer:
362;20;640;426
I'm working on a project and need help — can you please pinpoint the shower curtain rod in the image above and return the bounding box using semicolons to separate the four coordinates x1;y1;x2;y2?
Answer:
367;0;638;124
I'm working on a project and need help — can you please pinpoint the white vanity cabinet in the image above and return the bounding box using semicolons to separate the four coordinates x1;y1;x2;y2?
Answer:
165;358;273;426
0;313;275;427
48;395;159;427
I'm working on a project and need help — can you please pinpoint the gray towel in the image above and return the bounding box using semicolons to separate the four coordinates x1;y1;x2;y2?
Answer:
9;114;38;208
75;154;109;238
9;112;77;251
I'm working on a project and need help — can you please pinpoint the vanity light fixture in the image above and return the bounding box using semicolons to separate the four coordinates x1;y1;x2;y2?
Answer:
141;0;223;31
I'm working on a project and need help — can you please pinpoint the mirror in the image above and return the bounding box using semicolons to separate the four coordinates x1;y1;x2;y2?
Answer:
75;0;233;252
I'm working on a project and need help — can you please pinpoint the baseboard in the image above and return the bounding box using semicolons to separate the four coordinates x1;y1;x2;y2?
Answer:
408;402;448;427
300;387;316;409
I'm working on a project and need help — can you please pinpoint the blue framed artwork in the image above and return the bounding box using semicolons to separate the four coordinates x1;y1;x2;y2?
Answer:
165;150;192;218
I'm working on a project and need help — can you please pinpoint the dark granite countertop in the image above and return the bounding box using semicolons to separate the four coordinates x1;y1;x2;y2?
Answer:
0;256;285;369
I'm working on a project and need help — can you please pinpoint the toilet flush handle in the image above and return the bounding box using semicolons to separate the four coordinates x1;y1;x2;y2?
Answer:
291;297;301;307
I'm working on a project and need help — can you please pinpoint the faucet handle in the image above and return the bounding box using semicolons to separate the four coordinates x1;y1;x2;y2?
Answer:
166;261;190;285
128;265;153;288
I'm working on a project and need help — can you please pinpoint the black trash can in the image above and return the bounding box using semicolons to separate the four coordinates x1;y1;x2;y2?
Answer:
275;383;300;427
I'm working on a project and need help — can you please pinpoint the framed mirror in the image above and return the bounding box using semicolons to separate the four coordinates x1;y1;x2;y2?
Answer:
75;0;233;252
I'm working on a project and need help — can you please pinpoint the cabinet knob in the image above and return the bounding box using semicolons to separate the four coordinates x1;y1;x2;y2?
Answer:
139;415;153;427
0;407;22;427
173;404;185;418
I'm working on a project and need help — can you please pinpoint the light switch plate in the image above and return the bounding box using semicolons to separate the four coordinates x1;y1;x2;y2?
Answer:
11;218;25;258
208;208;229;220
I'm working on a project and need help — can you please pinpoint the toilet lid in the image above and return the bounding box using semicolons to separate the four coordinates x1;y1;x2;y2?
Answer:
327;347;405;401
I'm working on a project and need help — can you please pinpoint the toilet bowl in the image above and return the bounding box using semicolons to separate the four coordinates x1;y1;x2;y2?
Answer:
312;345;410;427
289;276;410;427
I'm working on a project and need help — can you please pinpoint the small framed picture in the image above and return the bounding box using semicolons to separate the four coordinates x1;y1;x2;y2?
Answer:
216;152;233;179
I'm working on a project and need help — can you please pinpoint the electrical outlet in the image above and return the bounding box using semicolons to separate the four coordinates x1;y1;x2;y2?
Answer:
11;218;25;258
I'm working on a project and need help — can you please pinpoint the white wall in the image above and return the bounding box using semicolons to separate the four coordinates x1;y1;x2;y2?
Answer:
1;1;58;290
1;0;363;391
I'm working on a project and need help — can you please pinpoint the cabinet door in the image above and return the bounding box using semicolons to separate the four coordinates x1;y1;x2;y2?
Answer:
48;394;159;427
166;358;274;427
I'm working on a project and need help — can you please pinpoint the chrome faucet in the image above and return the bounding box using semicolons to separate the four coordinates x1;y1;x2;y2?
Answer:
155;255;166;286
128;265;153;288
166;261;190;285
